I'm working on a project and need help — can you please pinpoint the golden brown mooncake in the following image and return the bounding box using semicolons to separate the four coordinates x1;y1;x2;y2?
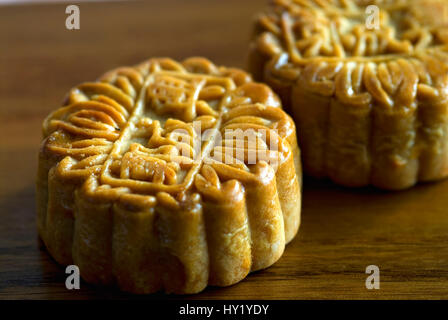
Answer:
36;57;302;294
249;0;448;190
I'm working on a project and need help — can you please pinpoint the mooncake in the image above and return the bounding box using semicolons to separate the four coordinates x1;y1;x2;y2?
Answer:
37;57;302;294
249;0;448;190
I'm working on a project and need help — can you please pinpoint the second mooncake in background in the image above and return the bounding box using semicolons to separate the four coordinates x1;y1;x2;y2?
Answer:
249;0;448;190
37;57;302;294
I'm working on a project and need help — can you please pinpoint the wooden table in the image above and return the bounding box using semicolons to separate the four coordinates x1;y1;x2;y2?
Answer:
1;0;447;300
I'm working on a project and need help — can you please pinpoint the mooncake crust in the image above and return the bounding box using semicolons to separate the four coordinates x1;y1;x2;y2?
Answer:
37;57;302;294
249;0;448;190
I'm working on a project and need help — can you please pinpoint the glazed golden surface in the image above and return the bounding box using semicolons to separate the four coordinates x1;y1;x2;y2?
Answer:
249;0;448;190
37;57;302;294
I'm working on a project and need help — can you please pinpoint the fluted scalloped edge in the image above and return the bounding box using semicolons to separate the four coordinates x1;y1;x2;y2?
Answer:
37;57;302;294
249;0;448;190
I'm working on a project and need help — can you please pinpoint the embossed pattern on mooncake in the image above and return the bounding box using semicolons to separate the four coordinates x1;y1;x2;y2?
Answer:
249;0;448;190
37;57;302;294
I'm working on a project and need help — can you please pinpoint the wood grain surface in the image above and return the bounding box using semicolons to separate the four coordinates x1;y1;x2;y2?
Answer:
1;0;447;300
